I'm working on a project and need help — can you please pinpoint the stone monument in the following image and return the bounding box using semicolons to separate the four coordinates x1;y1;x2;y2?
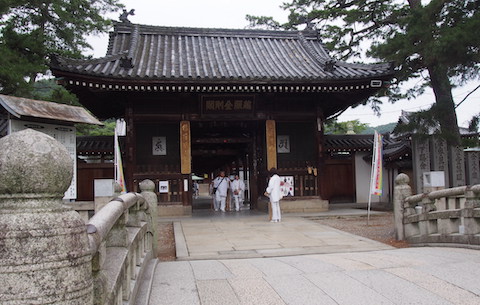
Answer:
412;137;431;193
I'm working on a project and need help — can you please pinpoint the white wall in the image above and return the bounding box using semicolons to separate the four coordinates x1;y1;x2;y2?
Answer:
355;152;390;203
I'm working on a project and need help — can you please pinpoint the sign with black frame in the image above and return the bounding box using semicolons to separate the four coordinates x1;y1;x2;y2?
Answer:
201;95;255;116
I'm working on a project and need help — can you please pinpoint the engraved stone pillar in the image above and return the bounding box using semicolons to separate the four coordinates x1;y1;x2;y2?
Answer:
449;145;466;187
412;137;431;193
430;137;449;187
265;120;277;170
465;149;480;185
0;129;93;304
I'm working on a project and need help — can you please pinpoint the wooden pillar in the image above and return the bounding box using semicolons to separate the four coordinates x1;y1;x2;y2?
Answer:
265;119;277;171
316;108;326;199
265;120;277;221
180;121;191;206
250;133;258;208
125;105;135;192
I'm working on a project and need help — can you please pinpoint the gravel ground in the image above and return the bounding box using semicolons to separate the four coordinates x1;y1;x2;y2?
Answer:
156;212;409;261
307;212;409;248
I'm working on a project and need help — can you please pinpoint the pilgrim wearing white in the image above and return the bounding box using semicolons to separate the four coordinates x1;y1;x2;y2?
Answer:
213;174;229;212
265;173;282;222
230;176;245;211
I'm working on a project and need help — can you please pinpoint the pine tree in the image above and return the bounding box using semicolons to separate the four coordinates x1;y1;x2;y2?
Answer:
248;0;480;145
0;0;123;96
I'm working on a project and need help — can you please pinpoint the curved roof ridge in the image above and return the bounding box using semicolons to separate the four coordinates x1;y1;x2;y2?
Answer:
127;24;140;59
336;60;394;71
113;21;314;39
297;31;332;64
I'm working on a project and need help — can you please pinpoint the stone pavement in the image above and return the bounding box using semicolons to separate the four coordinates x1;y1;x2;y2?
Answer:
174;209;393;260
135;207;480;305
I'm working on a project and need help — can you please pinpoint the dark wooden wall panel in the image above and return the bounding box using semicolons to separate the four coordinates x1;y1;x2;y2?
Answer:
323;159;355;202
77;163;114;201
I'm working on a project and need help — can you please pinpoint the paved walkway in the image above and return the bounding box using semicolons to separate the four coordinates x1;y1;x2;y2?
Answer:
174;209;393;260
135;207;480;305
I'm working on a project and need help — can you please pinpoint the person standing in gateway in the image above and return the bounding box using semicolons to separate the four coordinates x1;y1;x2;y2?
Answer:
264;168;282;222
213;171;229;212
230;174;245;211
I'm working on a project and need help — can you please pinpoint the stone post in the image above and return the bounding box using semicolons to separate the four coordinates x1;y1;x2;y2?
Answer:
0;129;93;304
465;150;480;185
393;173;412;240
462;186;480;235
449;145;466;187
412;138;430;193
139;179;159;255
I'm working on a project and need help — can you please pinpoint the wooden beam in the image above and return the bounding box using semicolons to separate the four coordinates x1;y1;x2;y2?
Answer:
193;137;251;144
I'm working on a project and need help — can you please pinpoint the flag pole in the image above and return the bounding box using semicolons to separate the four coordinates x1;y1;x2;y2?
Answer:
368;130;384;226
367;131;377;226
114;128;118;183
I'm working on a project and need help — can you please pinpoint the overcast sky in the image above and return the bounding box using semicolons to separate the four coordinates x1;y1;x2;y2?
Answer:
86;0;479;128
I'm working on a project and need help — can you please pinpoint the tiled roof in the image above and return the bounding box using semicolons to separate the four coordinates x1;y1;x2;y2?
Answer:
77;135;124;155
383;140;411;161
51;22;394;83
324;134;394;152
0;94;102;125
325;134;410;161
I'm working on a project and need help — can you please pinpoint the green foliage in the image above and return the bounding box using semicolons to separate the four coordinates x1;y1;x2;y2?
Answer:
246;15;283;30
76;119;116;136
468;114;479;133
248;0;480;145
324;119;368;134
32;79;80;106
0;0;123;96
361;122;397;135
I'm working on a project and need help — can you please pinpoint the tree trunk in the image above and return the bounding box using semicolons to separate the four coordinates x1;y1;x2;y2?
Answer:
427;64;461;146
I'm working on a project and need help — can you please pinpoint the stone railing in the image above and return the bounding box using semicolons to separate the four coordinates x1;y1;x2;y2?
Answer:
0;129;157;305
394;173;480;246
87;180;158;305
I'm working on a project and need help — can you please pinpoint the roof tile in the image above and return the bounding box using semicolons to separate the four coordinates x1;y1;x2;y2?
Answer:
52;23;393;82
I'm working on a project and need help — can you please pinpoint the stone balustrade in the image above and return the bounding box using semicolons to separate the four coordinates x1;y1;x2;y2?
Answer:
87;189;157;305
0;129;157;305
394;173;480;246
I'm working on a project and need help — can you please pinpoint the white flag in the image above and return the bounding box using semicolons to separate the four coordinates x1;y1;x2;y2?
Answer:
114;119;126;193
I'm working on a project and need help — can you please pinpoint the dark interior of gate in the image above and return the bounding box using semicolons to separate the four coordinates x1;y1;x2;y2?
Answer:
191;121;253;175
188;120;321;210
190;120;253;209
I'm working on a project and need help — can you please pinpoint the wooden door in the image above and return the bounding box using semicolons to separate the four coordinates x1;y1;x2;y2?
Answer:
323;159;355;203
